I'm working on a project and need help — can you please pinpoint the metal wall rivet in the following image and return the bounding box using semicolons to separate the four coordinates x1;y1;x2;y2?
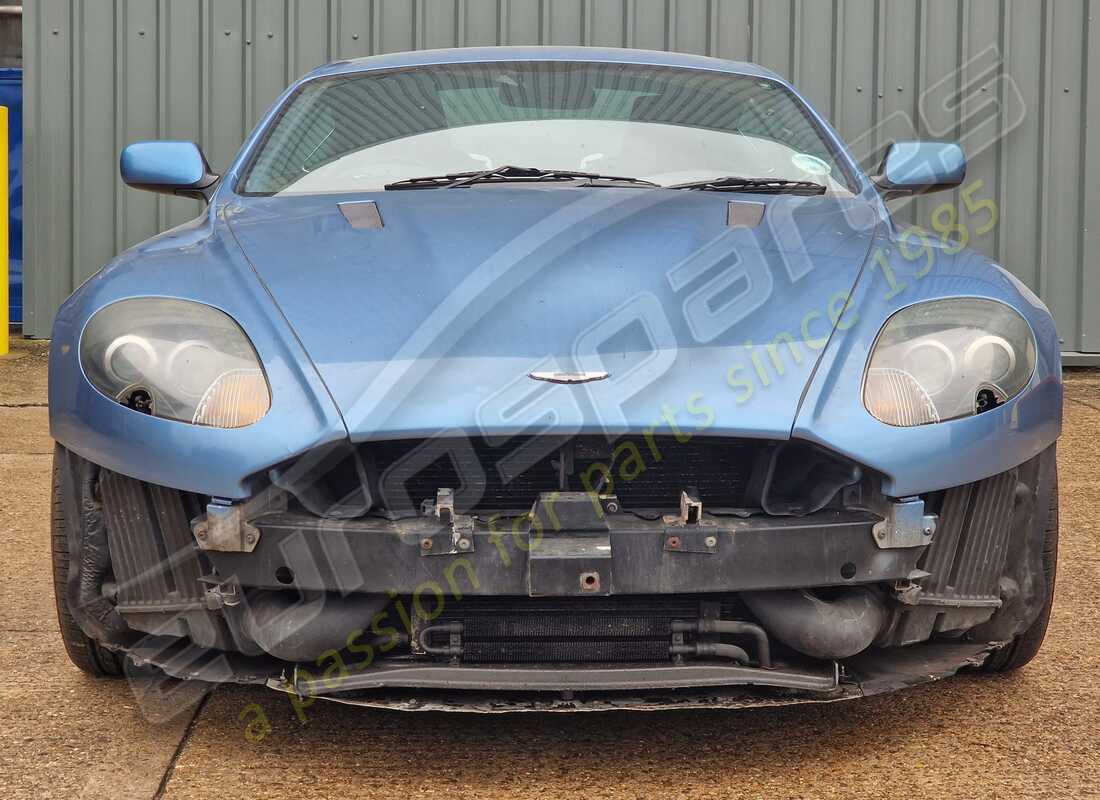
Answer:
352;33;360;40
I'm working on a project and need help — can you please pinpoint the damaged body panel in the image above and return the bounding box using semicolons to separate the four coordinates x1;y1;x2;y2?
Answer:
49;47;1062;711
51;439;1057;710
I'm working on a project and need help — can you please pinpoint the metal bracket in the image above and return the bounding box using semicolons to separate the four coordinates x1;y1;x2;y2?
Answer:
435;487;456;524
662;489;717;528
872;497;937;549
892;570;932;605
192;492;286;553
527;533;612;596
664;528;720;554
419;488;475;556
201;579;243;610
578;571;602;593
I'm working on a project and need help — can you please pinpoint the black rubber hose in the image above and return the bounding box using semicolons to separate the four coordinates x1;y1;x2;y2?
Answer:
671;642;751;663
239;590;390;662
672;619;773;668
740;588;887;660
418;622;464;656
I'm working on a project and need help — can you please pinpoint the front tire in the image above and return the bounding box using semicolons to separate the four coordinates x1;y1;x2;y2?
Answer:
981;460;1059;673
51;448;125;677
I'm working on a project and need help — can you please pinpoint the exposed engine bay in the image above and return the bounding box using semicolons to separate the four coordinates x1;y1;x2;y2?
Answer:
55;436;1056;711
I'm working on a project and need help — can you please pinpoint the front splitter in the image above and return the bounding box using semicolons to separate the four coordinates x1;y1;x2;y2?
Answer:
119;636;995;713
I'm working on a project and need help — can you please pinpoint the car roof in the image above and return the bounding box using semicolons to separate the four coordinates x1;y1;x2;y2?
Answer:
302;46;784;84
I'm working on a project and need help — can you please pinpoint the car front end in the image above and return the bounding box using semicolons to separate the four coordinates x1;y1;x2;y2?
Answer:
49;47;1062;712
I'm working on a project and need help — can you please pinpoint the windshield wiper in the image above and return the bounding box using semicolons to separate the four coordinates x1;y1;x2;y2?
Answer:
385;165;660;190
668;176;828;195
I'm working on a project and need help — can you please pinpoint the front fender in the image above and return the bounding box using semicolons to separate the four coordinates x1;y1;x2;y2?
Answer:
48;208;347;498
793;236;1062;496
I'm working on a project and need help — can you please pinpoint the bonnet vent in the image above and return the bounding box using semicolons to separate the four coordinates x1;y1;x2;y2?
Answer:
727;200;766;229
339;201;384;230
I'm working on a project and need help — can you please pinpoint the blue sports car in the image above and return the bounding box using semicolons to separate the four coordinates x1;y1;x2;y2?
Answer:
49;47;1062;712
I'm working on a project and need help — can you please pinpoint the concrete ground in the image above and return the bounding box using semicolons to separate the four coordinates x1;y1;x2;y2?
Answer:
1;335;1097;799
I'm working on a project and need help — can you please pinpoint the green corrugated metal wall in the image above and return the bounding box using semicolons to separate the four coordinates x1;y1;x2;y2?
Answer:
22;0;1100;356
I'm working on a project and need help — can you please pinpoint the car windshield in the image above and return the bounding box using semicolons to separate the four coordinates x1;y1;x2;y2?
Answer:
240;61;856;196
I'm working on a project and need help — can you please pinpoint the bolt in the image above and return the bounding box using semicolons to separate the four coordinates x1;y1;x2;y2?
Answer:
604;500;620;514
875;529;886;540
704;535;718;548
923;526;934;536
668;536;681;549
138;29;145;36
224;29;232;36
245;532;257;544
196;528;207;540
457;537;471;551
267;32;275;38
52;29;59;35
352;33;360;40
420;538;433;551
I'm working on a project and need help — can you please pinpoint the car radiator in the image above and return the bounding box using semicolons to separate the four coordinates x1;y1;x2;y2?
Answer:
367;435;767;514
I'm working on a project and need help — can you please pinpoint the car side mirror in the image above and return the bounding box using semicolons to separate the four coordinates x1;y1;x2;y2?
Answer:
872;141;966;198
120;141;220;200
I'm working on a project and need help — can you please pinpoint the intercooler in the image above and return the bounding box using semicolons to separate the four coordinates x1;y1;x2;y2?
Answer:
98;471;206;616
880;469;1020;645
97;471;231;650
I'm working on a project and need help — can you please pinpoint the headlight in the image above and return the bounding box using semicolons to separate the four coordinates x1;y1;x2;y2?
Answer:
80;298;271;428
864;298;1035;427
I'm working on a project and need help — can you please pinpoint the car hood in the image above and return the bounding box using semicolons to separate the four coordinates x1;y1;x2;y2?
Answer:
226;187;880;441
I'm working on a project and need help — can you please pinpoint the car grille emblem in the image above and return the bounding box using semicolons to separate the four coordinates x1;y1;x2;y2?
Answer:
529;370;610;385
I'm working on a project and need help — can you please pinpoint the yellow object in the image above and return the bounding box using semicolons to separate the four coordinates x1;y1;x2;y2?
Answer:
191;370;272;429
0;106;7;356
